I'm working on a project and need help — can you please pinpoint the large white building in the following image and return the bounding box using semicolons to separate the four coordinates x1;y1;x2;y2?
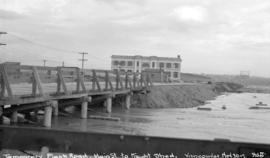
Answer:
111;55;182;81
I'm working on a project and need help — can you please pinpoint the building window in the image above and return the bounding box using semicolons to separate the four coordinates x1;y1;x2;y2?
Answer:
127;70;132;73
152;62;155;68
159;62;164;68
127;61;133;66
174;63;179;68
137;61;140;67
119;61;125;66
113;60;119;66
173;72;178;78
120;69;125;72
142;62;150;68
166;63;172;68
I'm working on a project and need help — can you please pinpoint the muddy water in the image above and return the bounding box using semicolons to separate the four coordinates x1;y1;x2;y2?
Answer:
52;93;270;144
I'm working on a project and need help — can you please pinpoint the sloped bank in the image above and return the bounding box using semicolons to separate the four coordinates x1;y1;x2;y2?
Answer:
131;84;217;108
131;82;243;108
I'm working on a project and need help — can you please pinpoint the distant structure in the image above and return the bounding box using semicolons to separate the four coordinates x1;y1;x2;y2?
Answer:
240;71;250;78
111;55;182;81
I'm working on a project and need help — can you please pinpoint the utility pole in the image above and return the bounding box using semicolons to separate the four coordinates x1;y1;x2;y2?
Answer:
43;59;47;67
78;52;88;71
0;31;7;46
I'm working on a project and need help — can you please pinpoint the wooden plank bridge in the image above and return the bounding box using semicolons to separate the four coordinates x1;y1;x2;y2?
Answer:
0;62;152;127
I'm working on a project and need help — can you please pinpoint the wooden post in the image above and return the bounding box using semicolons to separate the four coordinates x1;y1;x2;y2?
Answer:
125;94;131;109
140;73;143;87
52;100;59;117
0;64;13;99
32;67;44;96
32;76;37;96
11;110;18;123
116;71;119;90
92;70;101;91
76;68;80;92
0;106;3;124
125;73;128;89
44;104;52;128
81;96;91;119
119;73;123;90
0;75;5;98
105;96;112;113
105;71;109;91
57;67;68;94
133;73;136;88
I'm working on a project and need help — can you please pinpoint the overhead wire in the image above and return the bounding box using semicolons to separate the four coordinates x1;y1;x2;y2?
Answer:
7;32;109;62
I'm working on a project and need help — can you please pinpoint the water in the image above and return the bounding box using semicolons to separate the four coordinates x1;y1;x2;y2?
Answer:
51;93;270;144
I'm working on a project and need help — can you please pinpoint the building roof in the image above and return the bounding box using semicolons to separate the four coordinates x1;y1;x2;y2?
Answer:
111;55;182;62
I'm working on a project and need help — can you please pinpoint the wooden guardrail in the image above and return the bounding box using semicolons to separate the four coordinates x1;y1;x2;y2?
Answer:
0;63;152;105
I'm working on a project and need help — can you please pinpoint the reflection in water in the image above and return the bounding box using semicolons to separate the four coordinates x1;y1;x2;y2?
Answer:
52;93;270;144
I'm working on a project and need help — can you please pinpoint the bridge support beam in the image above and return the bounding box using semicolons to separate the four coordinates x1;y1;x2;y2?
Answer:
52;100;58;117
81;96;91;119
44;102;53;128
11;110;18;123
125;94;131;109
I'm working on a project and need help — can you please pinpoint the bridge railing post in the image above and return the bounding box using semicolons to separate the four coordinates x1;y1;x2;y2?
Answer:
105;71;109;91
0;64;13;99
133;72;136;89
125;72;129;89
76;68;80;92
76;68;86;93
32;66;45;97
57;67;68;95
92;70;101;91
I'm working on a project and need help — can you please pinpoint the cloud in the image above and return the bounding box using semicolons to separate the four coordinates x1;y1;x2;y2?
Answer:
0;9;25;19
1;0;270;76
173;6;207;23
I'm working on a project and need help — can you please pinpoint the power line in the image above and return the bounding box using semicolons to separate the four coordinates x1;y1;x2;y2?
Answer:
8;33;107;61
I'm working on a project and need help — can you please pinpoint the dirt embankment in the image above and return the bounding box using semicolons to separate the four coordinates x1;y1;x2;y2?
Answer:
131;82;243;108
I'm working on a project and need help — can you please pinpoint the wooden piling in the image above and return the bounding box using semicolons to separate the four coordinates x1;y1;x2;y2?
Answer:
11;110;18;123
106;96;112;113
52;100;59;117
0;106;3;124
125;94;131;109
81;96;91;119
44;103;52;128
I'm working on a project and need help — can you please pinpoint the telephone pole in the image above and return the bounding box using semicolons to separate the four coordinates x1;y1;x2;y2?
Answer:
43;59;47;67
78;52;88;71
0;31;7;46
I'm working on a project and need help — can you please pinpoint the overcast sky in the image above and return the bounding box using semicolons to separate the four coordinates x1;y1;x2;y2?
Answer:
0;0;270;77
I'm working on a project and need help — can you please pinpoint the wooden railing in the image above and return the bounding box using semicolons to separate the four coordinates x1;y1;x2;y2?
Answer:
0;63;152;105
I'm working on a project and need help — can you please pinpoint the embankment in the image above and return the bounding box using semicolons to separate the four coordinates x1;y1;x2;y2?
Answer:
131;84;216;108
131;82;243;108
